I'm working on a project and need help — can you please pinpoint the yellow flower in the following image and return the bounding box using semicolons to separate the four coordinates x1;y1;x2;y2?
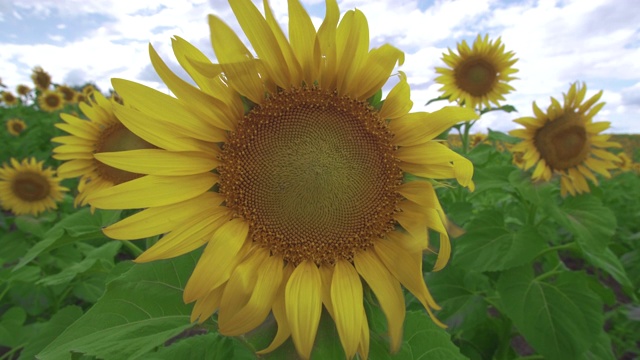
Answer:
6;118;27;136
615;152;633;172
510;82;622;197
436;34;518;109
57;85;77;102
1;91;18;106
38;90;65;112
16;84;32;96
0;158;67;216
86;1;477;358
74;92;87;104
470;132;487;147
82;84;97;97
52;92;156;208
31;66;52;91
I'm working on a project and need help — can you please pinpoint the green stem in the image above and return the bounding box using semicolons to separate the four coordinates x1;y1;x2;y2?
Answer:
122;240;144;257
535;242;577;260
0;343;25;360
535;269;564;283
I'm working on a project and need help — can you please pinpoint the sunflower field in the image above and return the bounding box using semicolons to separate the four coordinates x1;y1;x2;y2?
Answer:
1;1;639;359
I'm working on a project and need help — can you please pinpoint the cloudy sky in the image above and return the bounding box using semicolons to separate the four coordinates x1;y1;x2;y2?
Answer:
1;0;639;133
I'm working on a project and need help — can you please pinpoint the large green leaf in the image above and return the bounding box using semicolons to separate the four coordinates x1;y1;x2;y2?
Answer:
146;332;254;360
581;247;633;290
19;306;83;360
0;307;27;348
548;195;615;254
453;211;546;272
497;266;603;360
37;253;198;360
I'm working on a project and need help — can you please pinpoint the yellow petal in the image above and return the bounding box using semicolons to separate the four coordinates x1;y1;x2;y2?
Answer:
354;44;404;100
56;160;94;179
103;192;224;240
263;0;303;86
191;285;225;323
379;72;412;120
316;0;339;89
288;0;320;85
183;218;250;303
389;107;478;146
219;251;283;336
336;9;369;96
354;250;404;352
134;206;232;262
331;260;363;359
285;260;322;360
229;0;290;88
257;265;294;355
358;308;370;360
95;149;218;176
208;15;264;104
87;173;217;209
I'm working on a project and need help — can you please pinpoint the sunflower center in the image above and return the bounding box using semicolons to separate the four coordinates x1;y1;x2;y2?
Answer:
12;172;51;201
94;123;156;184
46;94;61;107
455;58;497;97
219;87;402;266
534;112;590;170
12;123;24;133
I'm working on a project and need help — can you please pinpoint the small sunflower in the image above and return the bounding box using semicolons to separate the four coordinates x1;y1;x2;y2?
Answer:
82;84;98;97
31;66;52;91
86;1;477;358
509;82;622;197
470;132;487;147
38;90;65;112
74;92;87;104
2;91;19;106
52;92;157;207
7;118;27;136
57;85;77;102
435;34;518;109
16;84;32;96
0;158;67;216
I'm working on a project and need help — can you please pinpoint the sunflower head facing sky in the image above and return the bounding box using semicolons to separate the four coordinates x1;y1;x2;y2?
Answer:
509;82;622;197
52;91;156;208
16;84;32;97
84;0;477;358
31;66;52;91
57;85;77;103
7;118;27;136
38;90;65;112
435;34;518;110
0;158;67;216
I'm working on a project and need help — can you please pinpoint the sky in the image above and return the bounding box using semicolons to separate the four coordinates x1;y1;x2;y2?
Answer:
1;0;639;133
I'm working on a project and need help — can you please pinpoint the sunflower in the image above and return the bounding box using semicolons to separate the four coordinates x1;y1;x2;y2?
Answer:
0;158;67;216
2;91;18;106
509;82;622;196
38;90;65;112
82;84;98;97
52;92;156;207
16;84;32;96
615;152;633;172
86;1;477;358
74;92;87;104
435;34;518;109
57;85;77;102
31;66;52;91
7;118;27;136
470;132;487;147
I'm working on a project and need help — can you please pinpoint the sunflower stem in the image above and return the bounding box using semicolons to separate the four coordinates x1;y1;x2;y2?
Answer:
534;242;577;260
122;240;144;257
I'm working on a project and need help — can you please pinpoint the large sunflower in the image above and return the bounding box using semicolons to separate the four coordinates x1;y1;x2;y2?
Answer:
7;118;27;136
86;0;477;358
52;92;156;207
0;158;67;216
509;82;621;196
38;90;65;112
435;34;518;109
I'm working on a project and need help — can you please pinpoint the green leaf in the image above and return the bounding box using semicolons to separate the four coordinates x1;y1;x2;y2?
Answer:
146;332;254;360
487;129;520;144
14;208;118;270
19;306;83;360
581;247;633;290
508;170;557;208
383;310;466;359
425;267;490;331
578;331;616;360
425;95;450;106
0;307;27;348
453;211;547;272
497;266;603;360
37;253;198;360
480;104;518;115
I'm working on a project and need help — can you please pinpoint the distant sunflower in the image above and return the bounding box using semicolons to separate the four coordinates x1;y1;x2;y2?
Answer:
436;34;518;109
38;90;65;112
74;92;87;104
7;118;27;136
615;152;633;172
470;132;487;147
52;92;157;207
2;91;18;106
82;84;97;97
57;85;77;102
85;1;477;359
0;158;67;216
16;84;32;96
510;82;621;196
31;66;52;91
